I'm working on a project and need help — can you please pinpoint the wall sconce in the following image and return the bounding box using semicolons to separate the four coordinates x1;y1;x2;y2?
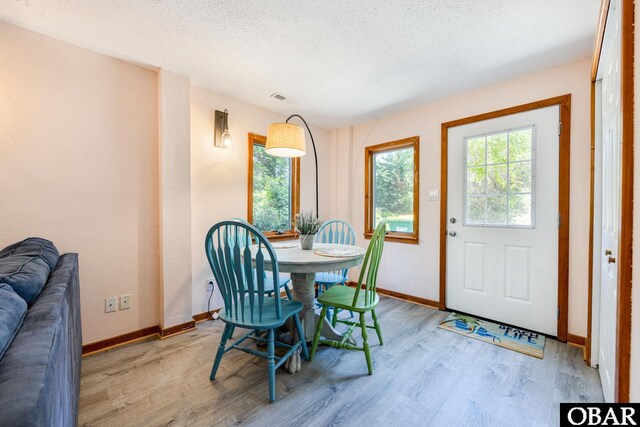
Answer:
214;109;232;148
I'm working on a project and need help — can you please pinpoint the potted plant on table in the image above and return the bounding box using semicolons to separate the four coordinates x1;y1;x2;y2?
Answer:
294;210;323;250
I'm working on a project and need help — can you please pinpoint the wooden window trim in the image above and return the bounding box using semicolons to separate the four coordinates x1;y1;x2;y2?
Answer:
364;136;420;245
247;133;300;241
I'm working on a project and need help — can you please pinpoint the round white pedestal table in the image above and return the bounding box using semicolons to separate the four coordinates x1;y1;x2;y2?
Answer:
251;242;365;373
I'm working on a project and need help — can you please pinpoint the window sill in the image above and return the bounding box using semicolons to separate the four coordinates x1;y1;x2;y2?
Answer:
363;232;418;245
264;232;299;242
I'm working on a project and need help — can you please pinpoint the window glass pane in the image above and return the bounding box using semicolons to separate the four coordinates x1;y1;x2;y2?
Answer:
509;128;533;161
487;132;508;164
464;126;534;228
252;143;291;231
466;196;485;224
466;166;486;194
509;194;532;226
373;147;414;232
509;161;532;193
466;137;485;166
486;164;508;194
486;195;508;224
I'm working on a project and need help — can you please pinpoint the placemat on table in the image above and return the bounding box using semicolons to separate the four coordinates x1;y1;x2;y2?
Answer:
313;248;360;258
271;243;297;249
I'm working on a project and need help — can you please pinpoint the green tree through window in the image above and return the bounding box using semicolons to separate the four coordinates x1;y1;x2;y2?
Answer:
365;136;419;244
252;143;292;231
373;147;415;232
465;126;534;227
248;133;299;237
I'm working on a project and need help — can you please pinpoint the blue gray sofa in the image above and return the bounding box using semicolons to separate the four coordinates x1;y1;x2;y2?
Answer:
0;238;81;426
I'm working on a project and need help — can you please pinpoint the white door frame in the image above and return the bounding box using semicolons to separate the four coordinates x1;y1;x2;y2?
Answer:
587;0;634;402
439;95;572;343
590;80;603;369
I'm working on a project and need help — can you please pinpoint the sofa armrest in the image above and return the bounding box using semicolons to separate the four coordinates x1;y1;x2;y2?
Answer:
0;253;81;426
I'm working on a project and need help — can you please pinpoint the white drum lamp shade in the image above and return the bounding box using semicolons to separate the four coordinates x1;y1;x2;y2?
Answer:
266;123;306;157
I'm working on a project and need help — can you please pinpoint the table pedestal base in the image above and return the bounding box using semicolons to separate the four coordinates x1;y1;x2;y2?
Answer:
284;272;353;373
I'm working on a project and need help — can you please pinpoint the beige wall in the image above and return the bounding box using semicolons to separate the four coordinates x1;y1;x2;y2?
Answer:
158;70;193;329
190;86;332;314
336;57;592;337
0;22;160;343
0;21;334;343
0;20;598;347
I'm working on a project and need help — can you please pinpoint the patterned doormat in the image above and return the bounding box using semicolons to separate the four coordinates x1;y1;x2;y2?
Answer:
438;312;545;358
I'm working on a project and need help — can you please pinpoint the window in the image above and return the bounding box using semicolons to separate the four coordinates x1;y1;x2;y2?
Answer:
248;133;300;240
464;126;535;227
364;136;419;244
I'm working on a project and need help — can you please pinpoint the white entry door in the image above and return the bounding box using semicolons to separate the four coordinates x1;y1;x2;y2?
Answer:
597;0;621;403
446;106;560;336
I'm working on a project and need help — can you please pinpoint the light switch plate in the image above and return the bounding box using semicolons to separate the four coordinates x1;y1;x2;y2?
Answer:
428;189;439;201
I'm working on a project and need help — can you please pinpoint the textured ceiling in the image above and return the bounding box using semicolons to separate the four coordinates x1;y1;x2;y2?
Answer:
1;0;600;128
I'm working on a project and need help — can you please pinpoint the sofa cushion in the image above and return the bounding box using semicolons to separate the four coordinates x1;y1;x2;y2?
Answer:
0;238;59;270
0;256;51;304
0;238;60;304
0;242;20;258
0;283;27;360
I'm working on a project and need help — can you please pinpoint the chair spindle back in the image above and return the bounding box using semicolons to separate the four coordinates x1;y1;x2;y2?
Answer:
315;219;356;278
353;222;386;307
205;220;281;323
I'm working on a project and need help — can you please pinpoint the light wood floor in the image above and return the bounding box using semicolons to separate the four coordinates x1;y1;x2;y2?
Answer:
79;297;603;426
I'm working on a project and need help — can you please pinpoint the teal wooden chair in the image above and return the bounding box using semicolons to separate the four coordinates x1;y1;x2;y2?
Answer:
310;222;386;375
206;220;308;403
226;219;292;341
314;219;356;325
232;218;292;301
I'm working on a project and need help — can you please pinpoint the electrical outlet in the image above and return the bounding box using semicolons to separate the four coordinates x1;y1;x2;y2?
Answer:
105;297;117;313
206;278;214;292
120;294;131;310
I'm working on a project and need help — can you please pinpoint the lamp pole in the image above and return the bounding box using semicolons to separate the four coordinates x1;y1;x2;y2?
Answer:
285;114;318;218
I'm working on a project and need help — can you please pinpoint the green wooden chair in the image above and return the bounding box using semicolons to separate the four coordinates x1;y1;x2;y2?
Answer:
206;220;308;403
310;222;386;375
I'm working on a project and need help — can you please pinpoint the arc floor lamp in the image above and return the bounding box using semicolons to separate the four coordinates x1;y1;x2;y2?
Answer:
266;114;318;217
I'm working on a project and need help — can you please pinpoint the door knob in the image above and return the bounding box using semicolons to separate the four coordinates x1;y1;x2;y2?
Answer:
605;249;612;256
608;256;616;264
448;231;457;237
450;218;457;224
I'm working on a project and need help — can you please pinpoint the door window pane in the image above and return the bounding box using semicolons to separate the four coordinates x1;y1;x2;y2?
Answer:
509;194;532;226
466;137;486;166
464;126;534;227
487;133;508;164
466;166;486;194
466;196;486;224
509;128;533;161
486;164;508;194
373;147;414;232
509;161;532;193
486;195;508;224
